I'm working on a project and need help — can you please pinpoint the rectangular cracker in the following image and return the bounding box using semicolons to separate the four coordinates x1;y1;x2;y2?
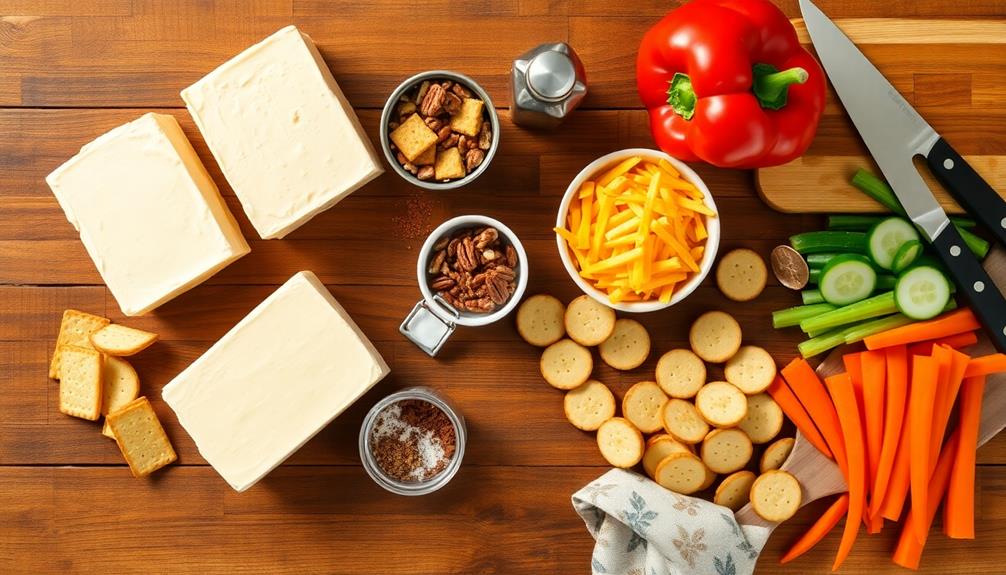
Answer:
49;309;110;379
107;396;177;477
57;344;103;420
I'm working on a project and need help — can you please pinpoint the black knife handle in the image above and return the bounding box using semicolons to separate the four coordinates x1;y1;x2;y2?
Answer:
927;137;1006;246
931;224;1006;353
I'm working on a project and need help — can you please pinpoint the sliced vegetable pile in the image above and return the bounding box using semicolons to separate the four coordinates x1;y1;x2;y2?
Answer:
768;320;1006;569
773;168;990;358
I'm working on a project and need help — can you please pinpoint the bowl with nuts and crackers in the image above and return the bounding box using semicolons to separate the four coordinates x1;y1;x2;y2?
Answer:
381;71;499;190
554;148;720;313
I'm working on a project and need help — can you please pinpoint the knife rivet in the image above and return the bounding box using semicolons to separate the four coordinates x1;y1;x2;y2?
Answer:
1001;217;1006;229
974;281;985;293
943;158;955;170
950;245;962;257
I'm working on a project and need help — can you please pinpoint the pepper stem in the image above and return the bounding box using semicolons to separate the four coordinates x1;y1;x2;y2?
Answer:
666;73;697;120
753;64;808;110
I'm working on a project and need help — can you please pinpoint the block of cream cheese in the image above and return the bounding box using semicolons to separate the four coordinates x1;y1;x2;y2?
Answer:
46;113;250;316
162;271;390;492
181;25;384;240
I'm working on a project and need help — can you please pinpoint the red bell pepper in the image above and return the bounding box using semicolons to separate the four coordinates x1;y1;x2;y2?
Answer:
636;0;826;169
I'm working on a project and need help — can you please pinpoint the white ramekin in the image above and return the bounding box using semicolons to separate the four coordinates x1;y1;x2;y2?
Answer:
555;148;720;313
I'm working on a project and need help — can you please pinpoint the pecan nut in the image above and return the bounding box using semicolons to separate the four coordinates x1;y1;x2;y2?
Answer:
474;227;498;249
416;166;435;181
418;83;446;116
456;237;479;272
428;249;447;274
443;92;463;115
424;116;443;131
465;149;486;172
486;274;510;305
430;275;454;291
478;121;492;150
505;245;518;268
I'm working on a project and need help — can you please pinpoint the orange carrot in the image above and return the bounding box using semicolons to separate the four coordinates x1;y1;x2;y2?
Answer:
768;375;833;459
945;376;986;539
782;358;849;479
908;331;978;356
864;308;980;351
926;345;954;472
880;417;912;521
780;494;850;564
872;346;908;519
928;346;969;477
892;432;960;570
860;351;886;495
963;353;1006;378
909;354;940;544
825;373;866;570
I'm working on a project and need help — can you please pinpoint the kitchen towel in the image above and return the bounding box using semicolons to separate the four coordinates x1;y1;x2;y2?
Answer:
573;469;771;575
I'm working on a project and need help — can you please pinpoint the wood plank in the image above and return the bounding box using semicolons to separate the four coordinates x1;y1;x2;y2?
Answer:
0;1;131;16
294;0;517;16
518;0;1006;17
792;18;1006;44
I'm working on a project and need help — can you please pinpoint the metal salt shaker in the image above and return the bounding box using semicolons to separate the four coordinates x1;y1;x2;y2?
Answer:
510;43;587;129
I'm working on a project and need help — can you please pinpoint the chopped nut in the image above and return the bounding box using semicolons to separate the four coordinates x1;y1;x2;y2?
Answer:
474;227;498;249
440;80;454;91
428;249;447;274
478;121;492;150
433;236;450;251
396;151;408;165
403;162;418;174
419;83;446;116
424;116;443;131
443;92;463;115
417;166;435;181
482;249;498;261
439;133;459;150
415;81;431;105
397;101;417;119
465;148;486;172
451;83;473;98
436;125;453;143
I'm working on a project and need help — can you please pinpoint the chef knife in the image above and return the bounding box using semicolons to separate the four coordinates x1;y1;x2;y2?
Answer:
800;0;1006;352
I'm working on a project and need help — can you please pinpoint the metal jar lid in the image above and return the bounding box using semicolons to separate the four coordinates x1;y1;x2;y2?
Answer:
526;50;576;102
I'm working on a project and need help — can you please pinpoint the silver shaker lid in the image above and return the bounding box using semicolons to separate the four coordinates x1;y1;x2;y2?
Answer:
526;50;576;102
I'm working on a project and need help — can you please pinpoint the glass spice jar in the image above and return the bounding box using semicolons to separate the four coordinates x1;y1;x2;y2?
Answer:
359;387;467;496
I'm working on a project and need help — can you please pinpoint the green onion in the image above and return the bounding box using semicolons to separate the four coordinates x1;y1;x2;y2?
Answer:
772;303;837;329
802;289;825;305
799;291;897;334
790;231;867;254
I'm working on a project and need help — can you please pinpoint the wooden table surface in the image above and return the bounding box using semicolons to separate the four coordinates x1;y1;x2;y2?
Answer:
3;1;1005;573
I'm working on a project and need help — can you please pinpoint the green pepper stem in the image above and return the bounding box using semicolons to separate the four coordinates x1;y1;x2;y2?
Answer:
753;65;808;110
666;73;697;120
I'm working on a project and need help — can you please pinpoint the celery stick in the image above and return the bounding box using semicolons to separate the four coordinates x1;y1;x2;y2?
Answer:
798;328;849;358
790;231;867;254
957;226;990;259
772;303;837;329
828;215;885;231
876;275;897;291
806;253;839;269
799;291;897;334
802;289;824;305
809;268;821;284
841;314;914;345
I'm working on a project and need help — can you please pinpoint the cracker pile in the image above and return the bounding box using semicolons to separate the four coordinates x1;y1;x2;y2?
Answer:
50;310;175;478
518;295;801;521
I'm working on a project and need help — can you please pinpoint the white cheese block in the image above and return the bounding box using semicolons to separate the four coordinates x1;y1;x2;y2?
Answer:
162;271;390;492
181;25;384;240
46;113;250;316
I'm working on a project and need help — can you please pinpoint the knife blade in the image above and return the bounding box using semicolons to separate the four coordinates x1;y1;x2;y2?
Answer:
800;0;1006;352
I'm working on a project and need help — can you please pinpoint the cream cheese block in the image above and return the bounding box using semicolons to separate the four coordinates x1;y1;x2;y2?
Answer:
46;113;250;316
181;25;384;240
162;271;390;492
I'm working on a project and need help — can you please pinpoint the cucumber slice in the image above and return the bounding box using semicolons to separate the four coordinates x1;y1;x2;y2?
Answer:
891;240;923;274
819;254;877;306
894;265;951;320
866;217;920;270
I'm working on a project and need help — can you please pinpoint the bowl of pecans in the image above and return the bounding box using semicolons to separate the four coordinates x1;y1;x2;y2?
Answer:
381;70;499;190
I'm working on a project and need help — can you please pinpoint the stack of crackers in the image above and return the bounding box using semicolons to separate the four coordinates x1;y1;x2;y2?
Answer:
517;294;802;523
50;310;176;478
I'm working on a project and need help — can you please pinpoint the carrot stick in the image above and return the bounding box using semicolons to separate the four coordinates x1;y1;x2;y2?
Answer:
768;375;833;459
782;358;849;479
825;373;866;570
864;308;980;350
926;345;954;472
880;417;912;521
892;433;960;570
945;376;986;539
908;331;978;356
928;346;969;477
963;353;1006;378
780;494;850;564
872;346;908;519
860;351;886;496
909;354;940;544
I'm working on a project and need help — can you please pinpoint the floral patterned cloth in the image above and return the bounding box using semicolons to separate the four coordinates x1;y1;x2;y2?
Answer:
572;469;771;575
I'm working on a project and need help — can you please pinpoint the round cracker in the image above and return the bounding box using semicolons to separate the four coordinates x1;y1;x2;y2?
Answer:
660;398;710;445
737;393;783;444
724;345;777;394
599;319;650;370
596;417;644;468
564;295;616;346
563;380;616;431
654;452;707;495
695;381;748;427
516;294;566;347
655;349;706;399
622;381;668;434
699;463;717;491
750;470;802;522
540;339;593;390
701;428;753;474
760;437;795;473
714;470;757;511
689;311;742;363
716;248;767;302
643;435;691;478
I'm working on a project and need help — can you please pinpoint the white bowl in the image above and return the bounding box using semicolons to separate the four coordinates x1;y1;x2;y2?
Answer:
555;148;720;313
417;215;529;327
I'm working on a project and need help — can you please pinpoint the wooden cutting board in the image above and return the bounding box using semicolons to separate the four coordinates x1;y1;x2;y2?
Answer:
756;18;1006;214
